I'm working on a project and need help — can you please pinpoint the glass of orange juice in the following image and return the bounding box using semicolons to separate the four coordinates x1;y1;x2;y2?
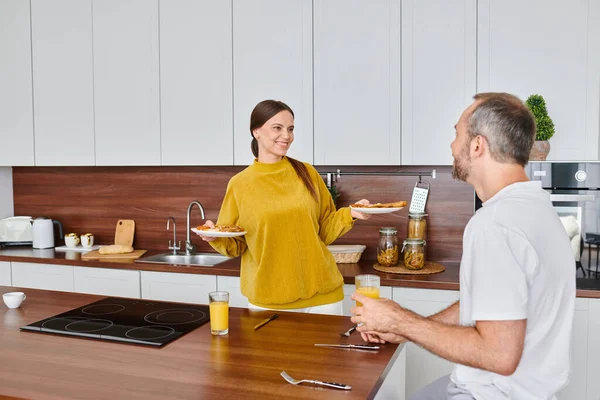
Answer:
355;274;380;307
209;291;229;335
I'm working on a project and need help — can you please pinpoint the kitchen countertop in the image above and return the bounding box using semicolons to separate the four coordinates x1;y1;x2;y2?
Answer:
1;247;598;298
0;286;401;400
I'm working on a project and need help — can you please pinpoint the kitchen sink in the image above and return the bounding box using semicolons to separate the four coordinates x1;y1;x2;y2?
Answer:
136;253;230;267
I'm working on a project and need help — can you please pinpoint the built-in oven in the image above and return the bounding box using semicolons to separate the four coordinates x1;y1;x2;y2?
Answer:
475;162;600;276
527;162;600;243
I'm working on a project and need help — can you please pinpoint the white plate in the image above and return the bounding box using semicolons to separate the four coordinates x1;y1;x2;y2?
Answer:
350;206;404;214
55;245;101;252
191;228;247;237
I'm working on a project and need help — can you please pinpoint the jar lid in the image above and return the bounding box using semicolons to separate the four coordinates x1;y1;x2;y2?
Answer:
379;227;397;234
403;238;426;245
408;212;428;218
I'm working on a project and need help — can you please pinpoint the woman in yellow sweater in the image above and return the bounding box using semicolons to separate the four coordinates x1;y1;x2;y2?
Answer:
196;100;371;315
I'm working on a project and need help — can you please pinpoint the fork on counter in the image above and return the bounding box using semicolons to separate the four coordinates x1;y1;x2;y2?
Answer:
280;371;351;390
339;323;364;337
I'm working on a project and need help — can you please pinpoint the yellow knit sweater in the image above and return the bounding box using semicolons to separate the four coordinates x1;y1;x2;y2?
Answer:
209;157;355;309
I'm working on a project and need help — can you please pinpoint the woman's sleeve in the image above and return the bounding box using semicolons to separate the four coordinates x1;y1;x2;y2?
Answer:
312;167;355;245
209;181;248;257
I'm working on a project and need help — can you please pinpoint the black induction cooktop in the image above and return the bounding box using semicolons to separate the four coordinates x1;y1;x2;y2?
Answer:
21;297;210;347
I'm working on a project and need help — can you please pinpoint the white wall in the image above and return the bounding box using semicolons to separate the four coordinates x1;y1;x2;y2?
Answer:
0;167;14;218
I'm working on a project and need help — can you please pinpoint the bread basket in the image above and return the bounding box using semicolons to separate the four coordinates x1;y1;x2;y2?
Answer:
327;245;366;263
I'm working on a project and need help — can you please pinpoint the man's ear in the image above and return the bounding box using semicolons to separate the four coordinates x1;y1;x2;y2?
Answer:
470;135;486;158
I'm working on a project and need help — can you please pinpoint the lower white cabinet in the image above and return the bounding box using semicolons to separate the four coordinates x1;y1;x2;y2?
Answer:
558;297;588;400
0;261;11;286
11;262;74;292
216;276;247;308
586;299;600;400
141;271;216;304
73;266;140;298
342;284;392;316
392;287;460;398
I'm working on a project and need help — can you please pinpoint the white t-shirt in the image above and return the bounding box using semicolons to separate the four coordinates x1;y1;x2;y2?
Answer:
450;181;576;400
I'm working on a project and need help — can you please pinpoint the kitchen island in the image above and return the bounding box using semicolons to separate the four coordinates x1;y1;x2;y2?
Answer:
0;285;401;400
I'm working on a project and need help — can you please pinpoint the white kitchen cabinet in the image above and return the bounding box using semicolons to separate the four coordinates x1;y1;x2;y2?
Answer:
376;345;407;400
478;0;600;161
141;270;216;304
73;266;140;298
216;276;247;308
159;0;233;166
11;262;74;292
0;261;11;286
232;0;313;166
0;0;34;166
401;0;477;165
93;0;161;166
392;287;459;398
313;0;401;165
342;284;392;317
30;0;95;166
558;297;588;400
586;298;600;399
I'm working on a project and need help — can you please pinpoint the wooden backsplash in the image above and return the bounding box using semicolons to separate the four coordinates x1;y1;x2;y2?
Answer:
12;165;473;262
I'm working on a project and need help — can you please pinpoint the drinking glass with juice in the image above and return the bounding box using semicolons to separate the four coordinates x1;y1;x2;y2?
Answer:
209;291;229;335
355;274;381;307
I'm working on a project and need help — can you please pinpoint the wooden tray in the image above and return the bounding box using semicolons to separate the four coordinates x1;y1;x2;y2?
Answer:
82;249;146;261
373;261;445;275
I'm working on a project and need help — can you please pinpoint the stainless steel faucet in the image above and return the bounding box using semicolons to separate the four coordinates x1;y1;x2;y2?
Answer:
186;200;206;255
167;216;180;255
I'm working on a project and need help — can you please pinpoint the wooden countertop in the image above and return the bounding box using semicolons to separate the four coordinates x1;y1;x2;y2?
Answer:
0;286;400;400
1;248;598;298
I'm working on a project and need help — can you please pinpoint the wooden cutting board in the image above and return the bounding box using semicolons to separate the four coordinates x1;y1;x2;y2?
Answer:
82;249;147;260
115;219;135;247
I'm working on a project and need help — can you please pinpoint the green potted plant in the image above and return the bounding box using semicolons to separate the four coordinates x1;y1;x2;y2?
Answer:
328;183;341;207
525;94;555;160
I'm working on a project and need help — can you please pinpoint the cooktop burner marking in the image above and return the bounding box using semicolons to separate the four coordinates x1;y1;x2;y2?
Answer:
144;308;207;325
81;304;126;315
65;318;114;333
42;316;88;330
126;325;175;340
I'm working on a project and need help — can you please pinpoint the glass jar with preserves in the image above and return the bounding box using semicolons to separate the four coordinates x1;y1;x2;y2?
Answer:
407;212;427;240
377;227;399;267
402;238;426;270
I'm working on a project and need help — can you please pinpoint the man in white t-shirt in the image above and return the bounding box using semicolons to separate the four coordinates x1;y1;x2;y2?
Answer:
351;92;576;399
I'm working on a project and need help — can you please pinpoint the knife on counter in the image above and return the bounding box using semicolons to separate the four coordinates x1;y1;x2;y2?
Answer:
254;313;279;330
314;343;380;350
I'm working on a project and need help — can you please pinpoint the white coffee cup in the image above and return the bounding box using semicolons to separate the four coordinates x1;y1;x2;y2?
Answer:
81;233;94;249
65;233;80;248
3;292;26;309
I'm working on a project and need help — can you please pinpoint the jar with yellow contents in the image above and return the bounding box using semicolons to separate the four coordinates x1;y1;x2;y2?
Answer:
377;227;399;267
407;212;427;240
402;238;426;270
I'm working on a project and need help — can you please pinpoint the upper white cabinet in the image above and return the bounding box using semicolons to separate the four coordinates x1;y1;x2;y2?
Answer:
401;0;477;165
314;0;401;165
31;0;95;166
0;0;34;166
232;0;313;166
477;0;600;161
93;0;161;166
159;0;233;166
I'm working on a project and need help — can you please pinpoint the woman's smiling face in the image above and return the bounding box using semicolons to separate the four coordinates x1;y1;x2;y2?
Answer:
253;110;294;163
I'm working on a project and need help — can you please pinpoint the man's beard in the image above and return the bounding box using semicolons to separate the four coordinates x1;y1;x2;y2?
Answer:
452;147;471;182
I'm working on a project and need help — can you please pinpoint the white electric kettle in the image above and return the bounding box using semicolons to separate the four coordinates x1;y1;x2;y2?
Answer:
32;217;63;249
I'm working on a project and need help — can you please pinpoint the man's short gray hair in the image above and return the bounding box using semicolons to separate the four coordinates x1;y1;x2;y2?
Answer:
468;93;536;166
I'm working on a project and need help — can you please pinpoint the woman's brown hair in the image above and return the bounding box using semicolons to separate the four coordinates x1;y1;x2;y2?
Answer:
250;100;317;201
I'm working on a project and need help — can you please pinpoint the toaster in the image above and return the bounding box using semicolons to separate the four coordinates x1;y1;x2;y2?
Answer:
0;216;33;246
